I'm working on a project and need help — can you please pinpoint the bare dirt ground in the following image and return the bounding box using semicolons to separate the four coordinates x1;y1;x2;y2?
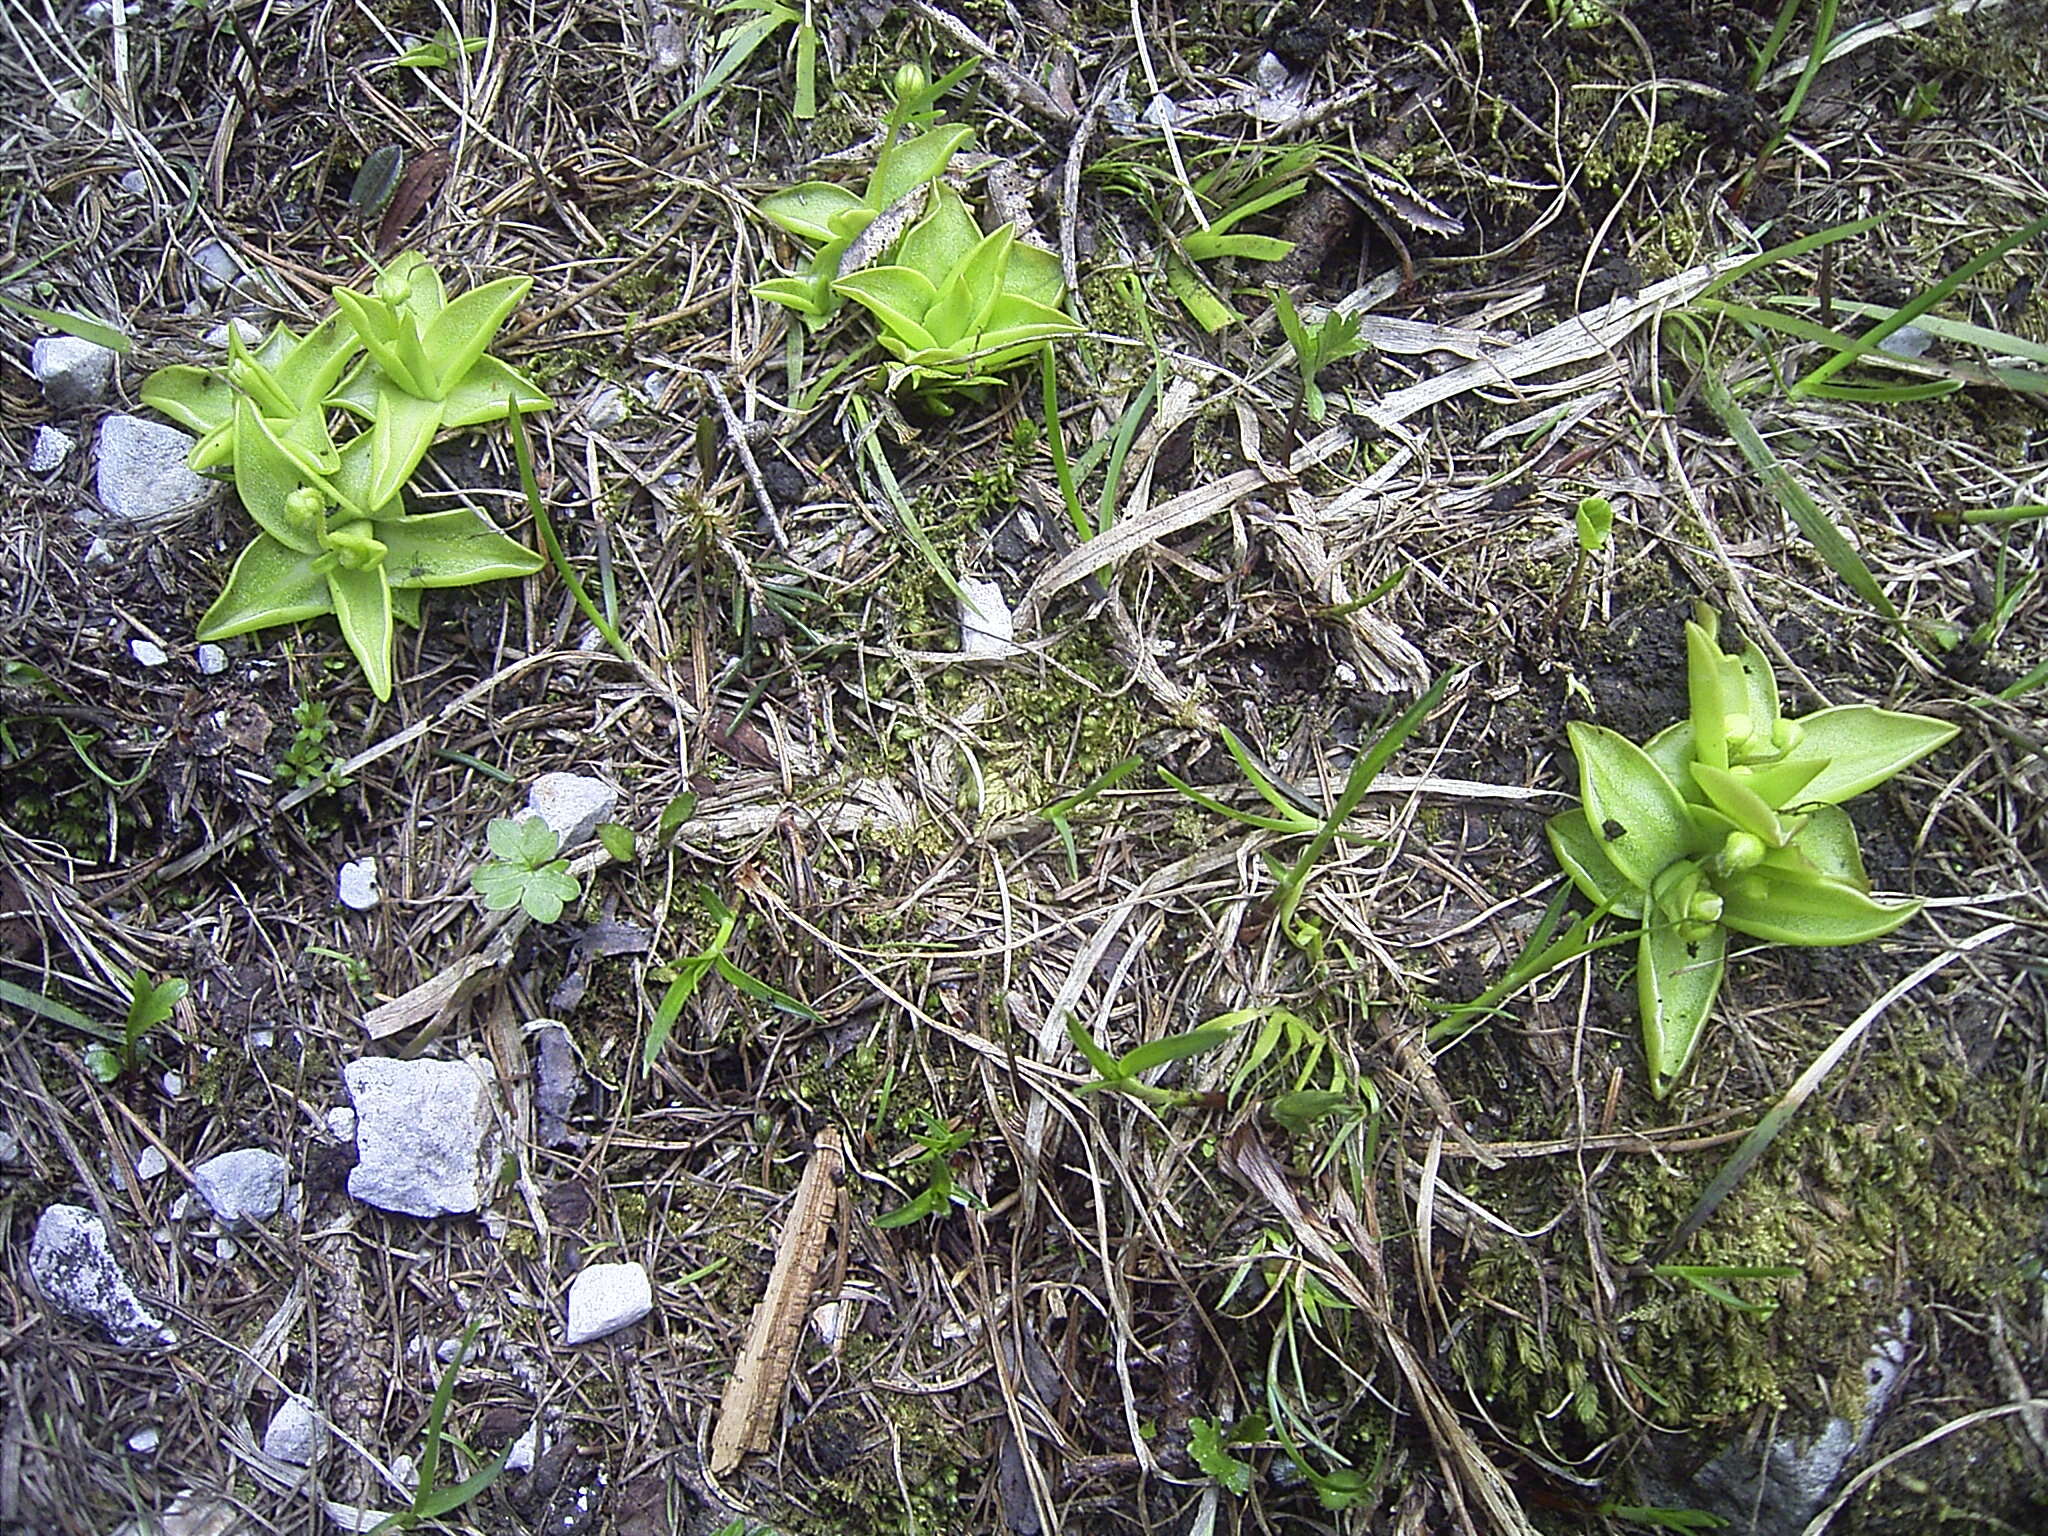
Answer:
4;0;2047;1532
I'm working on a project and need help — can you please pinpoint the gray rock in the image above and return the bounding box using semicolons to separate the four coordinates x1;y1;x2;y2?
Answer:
1657;1311;1914;1536
344;1056;499;1217
262;1395;324;1465
29;1204;174;1346
582;384;628;429
135;1146;168;1181
958;578;1021;660
337;857;381;911
28;425;75;473
533;1023;581;1149
324;1105;357;1143
191;1147;288;1226
505;1422;542;1473
130;638;169;667
118;169;148;196
194;643;229;675
95;415;213;524
524;773;618;850
189;239;245;293
0;1127;22;1164
31;335;117;411
126;1425;161;1455
564;1261;653;1344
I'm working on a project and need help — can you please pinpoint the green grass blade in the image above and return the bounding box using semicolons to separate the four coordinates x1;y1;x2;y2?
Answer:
0;292;131;353
509;403;637;665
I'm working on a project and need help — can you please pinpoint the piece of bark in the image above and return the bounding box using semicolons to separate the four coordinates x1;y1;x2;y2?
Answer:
709;1128;844;1475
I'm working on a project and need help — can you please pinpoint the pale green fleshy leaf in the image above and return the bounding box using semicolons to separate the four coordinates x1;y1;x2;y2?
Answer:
197;535;333;639
1639;918;1725;1098
380;508;544;588
325;562;396;700
421;275;532;399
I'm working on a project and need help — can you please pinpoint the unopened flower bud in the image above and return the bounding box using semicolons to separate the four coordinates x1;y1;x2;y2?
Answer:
1773;718;1803;753
324;522;387;571
892;63;928;105
375;265;411;307
1687;890;1724;926
1718;831;1767;873
1722;712;1753;753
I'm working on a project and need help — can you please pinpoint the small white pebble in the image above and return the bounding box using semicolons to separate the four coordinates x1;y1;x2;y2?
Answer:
194;643;228;675
324;1106;357;1142
135;1146;168;1181
127;1426;160;1455
436;1337;464;1364
130;639;169;668
214;1236;239;1261
28;426;74;474
337;858;380;911
247;1028;275;1050
506;1423;542;1474
160;1071;184;1099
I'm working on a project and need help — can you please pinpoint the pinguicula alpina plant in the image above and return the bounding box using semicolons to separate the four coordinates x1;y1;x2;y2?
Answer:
1548;609;1957;1096
141;253;551;699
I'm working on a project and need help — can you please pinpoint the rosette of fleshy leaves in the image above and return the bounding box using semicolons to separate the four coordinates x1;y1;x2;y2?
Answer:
139;253;552;700
830;184;1079;396
1546;610;1957;1097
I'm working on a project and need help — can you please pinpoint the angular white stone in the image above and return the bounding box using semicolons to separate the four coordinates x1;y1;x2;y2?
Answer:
131;638;169;667
523;773;618;850
194;642;229;675
506;1422;542;1474
958;578;1021;660
95;415;213;523
344;1057;498;1217
118;169;149;196
31;335;117;410
337;857;381;911
564;1261;653;1344
127;1425;160;1454
135;1146;168;1181
262;1395;324;1465
28;425;74;473
189;240;244;291
191;1147;288;1226
325;1106;358;1143
29;1204;174;1346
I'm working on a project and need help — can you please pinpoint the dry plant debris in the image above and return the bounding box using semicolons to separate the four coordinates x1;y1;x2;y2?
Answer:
3;1;2047;1533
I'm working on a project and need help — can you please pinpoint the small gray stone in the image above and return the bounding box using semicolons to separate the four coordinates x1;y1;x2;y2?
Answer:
338;857;381;911
28;425;74;473
118;169;148;196
31;335;117;411
262;1395;324;1465
582;384;628;429
649;20;688;72
130;638;170;668
95;415;213;524
344;1056;499;1218
0;1127;21;1164
191;1147;288;1226
189;240;245;292
564;1261;653;1344
523;773;618;850
135;1146;168;1181
29;1204;174;1347
324;1105;357;1143
127;1425;161;1455
958;578;1021;660
194;643;229;675
506;1422;542;1474
204;317;265;350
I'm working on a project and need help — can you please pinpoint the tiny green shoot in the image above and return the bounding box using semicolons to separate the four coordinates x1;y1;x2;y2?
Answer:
83;968;190;1084
470;817;581;923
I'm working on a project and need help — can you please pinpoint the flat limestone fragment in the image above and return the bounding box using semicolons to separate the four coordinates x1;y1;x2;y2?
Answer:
344;1057;499;1217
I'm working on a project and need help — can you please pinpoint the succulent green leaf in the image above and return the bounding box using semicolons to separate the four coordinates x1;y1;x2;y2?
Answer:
1644;720;1698;795
1688;760;1795;846
834;266;942;352
325;562;396;700
1726;754;1827;809
381;251;447;323
364;390;445;511
392;585;423;627
760;182;870;243
1735;640;1781;746
752;275;832;316
1782;804;1869;888
234;402;330;554
422;274;532;399
1686;619;1731;771
867;124;973;211
1546;808;1647;918
438;355;554;428
927;224;1015;342
140;365;236;437
895;186;983;286
379;508;544;588
331;430;409;520
1639;916;1726;1098
196;535;333;639
190;419;239;472
1776;705;1958;805
332;286;428;398
1718;865;1922;946
1003;240;1067;309
1567;721;1698;888
272;312;363;406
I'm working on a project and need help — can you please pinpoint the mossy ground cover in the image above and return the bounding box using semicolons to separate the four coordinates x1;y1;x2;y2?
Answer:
3;1;2046;1533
